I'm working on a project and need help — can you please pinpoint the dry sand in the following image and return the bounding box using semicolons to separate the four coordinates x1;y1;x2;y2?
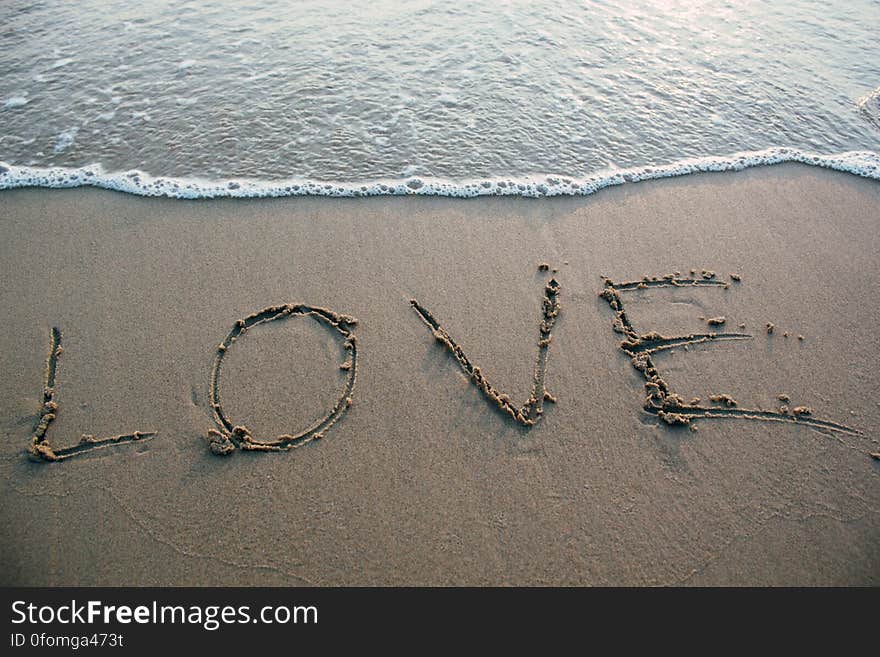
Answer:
0;163;878;585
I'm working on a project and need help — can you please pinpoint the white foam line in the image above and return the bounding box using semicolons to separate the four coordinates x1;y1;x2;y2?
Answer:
0;147;878;200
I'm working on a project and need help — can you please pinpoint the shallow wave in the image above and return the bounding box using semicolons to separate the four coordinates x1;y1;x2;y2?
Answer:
858;87;880;130
1;148;878;200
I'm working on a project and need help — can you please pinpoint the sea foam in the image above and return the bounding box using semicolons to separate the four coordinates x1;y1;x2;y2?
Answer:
0;148;877;200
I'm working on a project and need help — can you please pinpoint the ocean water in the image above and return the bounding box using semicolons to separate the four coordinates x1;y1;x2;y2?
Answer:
1;0;878;197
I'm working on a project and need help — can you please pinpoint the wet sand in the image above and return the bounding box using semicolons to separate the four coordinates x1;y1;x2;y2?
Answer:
0;163;878;585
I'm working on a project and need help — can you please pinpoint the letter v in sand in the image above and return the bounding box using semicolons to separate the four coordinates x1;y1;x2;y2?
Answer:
410;278;560;426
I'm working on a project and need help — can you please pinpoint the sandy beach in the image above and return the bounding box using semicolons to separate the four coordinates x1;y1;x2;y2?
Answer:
1;163;878;585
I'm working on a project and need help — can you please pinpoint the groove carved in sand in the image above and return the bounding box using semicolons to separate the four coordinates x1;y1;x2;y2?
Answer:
206;304;358;455
29;327;157;462
410;278;560;426
598;273;858;435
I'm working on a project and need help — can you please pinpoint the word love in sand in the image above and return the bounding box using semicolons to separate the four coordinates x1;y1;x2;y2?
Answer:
26;270;858;463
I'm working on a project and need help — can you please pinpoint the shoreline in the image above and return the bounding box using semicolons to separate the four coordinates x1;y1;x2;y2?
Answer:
1;163;878;585
2;147;879;199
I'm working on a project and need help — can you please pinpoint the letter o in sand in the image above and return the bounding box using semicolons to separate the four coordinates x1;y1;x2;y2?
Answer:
206;304;358;455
